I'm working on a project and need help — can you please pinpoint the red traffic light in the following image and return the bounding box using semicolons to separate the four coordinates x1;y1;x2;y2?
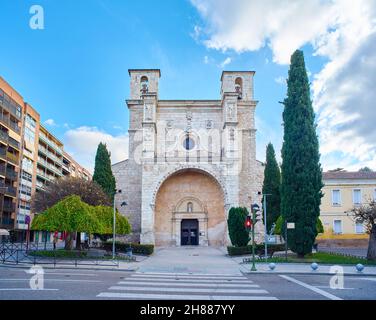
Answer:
245;216;253;230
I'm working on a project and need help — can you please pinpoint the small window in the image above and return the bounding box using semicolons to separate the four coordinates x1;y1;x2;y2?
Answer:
183;136;195;150
332;190;341;206
333;220;342;234
235;77;242;99
187;202;193;212
141;76;149;94
355;222;365;234
353;189;362;205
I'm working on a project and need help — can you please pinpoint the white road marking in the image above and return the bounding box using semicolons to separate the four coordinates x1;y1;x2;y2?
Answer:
122;277;251;284
44;272;97;277
0;278;101;283
0;288;59;291
97;292;277;300
136;272;243;277
131;274;246;280
118;281;259;288
109;286;267;294
316;286;356;290
279;275;343;300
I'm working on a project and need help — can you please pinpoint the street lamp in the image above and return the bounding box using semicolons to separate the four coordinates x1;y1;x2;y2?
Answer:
250;203;260;271
258;191;272;261
112;189;127;259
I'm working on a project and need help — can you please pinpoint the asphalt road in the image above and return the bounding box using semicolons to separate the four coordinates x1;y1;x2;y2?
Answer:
0;266;375;300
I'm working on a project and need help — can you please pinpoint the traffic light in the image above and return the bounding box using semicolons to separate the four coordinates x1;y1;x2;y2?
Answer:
245;215;252;231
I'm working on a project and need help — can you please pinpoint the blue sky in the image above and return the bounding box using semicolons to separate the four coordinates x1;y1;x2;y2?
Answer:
1;0;375;172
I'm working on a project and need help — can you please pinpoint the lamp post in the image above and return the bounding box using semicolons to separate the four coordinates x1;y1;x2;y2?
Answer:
113;189;128;260
258;192;272;261
113;189;122;259
250;203;260;271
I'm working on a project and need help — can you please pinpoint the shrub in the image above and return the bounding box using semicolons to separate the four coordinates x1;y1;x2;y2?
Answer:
227;207;250;247
103;241;154;255
227;244;286;256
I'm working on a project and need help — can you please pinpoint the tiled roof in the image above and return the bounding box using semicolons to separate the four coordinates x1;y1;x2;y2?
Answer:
323;171;376;180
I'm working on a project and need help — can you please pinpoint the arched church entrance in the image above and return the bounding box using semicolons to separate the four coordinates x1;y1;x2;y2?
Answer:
154;169;226;246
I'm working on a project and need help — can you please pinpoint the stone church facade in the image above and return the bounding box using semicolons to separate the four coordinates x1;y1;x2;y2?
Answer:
113;69;264;246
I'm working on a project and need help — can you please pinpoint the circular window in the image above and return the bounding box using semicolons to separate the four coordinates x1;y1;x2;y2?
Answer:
183;137;195;150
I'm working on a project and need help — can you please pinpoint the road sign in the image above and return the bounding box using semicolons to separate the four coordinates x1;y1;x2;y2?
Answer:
267;235;277;244
287;222;295;229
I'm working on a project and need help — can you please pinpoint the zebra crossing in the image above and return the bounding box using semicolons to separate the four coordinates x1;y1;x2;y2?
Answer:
97;272;278;300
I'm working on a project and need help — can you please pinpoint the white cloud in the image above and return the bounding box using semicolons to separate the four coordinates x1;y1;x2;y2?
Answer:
274;76;285;85
203;55;209;64
191;0;376;171
63;126;129;173
219;57;232;68
44;119;56;126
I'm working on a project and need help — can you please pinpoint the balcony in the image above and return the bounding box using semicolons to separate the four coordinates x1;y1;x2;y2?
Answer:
3;202;16;212
0;217;14;229
0;164;5;176
39;132;63;155
6;152;19;165
0;182;17;197
6;169;18;180
0;113;20;134
0;91;22;120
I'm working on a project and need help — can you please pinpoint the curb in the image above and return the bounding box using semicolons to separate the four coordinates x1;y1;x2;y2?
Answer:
0;263;138;272
241;270;376;277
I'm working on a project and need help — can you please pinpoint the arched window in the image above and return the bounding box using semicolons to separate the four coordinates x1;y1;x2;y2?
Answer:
140;76;149;94
187;202;193;212
183;136;195;150
235;77;242;99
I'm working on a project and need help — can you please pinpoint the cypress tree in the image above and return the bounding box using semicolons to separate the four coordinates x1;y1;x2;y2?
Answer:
93;143;116;201
280;50;323;258
262;143;281;233
227;207;250;247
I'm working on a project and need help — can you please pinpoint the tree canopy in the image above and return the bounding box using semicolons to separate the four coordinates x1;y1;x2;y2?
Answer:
31;195;130;236
280;50;323;257
350;200;376;260
262;143;281;233
93;142;116;201
31;176;111;213
227;207;250;247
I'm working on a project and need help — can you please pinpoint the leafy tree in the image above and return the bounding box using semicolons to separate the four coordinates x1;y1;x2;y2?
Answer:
274;215;324;236
262;143;281;233
280;50;323;258
93;143;116;201
31;176;111;249
93;206;131;235
227;207;250;247
350;200;376;260
32;196;131;250
32;195;101;250
359;167;373;172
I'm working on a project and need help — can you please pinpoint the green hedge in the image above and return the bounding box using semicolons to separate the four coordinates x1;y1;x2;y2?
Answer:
227;244;285;256
103;241;154;255
28;250;87;258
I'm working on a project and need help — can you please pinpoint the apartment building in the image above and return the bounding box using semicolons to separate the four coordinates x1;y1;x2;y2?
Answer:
62;151;91;180
0;76;92;241
318;171;376;241
0;77;23;233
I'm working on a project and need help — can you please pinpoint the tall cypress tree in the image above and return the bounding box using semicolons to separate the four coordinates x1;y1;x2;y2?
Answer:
280;50;323;258
93;143;116;201
262;143;281;233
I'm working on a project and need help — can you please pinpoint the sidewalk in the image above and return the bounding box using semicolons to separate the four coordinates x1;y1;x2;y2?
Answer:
231;257;376;276
0;255;149;272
